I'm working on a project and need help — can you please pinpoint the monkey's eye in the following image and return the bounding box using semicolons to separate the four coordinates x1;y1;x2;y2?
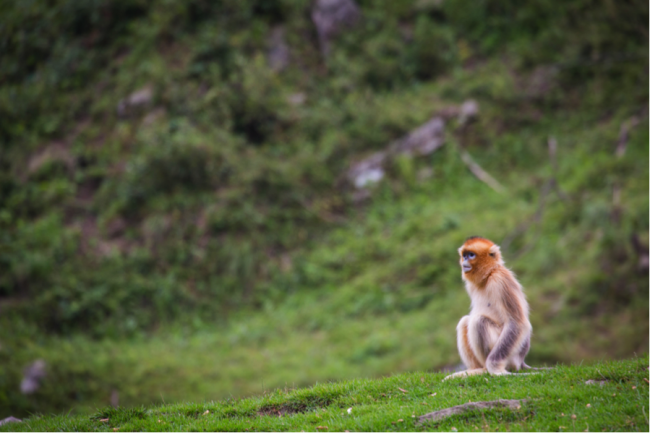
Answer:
464;252;476;260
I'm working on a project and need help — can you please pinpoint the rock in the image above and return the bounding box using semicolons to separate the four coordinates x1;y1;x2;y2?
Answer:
117;84;154;118
267;26;290;71
312;0;361;56
639;254;649;274
391;116;445;156
21;359;46;395
106;217;127;238
418;399;526;425
345;100;478;191
26;142;75;177
348;152;386;189
111;389;119;408
353;167;384;188
523;65;559;99
347;115;445;189
287;93;306;106
457;99;479;126
0;417;21;426
142;107;166;126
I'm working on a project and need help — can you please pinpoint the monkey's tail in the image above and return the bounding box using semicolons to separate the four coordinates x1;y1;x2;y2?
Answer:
521;363;553;371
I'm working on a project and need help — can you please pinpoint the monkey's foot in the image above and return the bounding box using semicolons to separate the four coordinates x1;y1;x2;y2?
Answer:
443;368;487;381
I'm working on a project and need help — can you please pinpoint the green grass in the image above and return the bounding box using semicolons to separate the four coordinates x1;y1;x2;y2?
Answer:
3;356;648;432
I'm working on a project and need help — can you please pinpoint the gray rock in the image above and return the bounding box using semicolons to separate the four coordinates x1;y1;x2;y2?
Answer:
457;99;479;126
21;359;46;395
346;100;478;191
0;417;21;426
268;26;290;71
391;116;445;156
312;0;361;56
348;152;386;189
117;85;154;118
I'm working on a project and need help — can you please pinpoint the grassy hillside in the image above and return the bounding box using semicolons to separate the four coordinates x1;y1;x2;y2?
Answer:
2;356;648;432
1;0;648;418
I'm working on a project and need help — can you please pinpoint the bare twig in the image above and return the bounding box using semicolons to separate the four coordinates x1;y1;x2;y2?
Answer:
501;137;573;255
417;399;527;425
548;136;558;170
611;182;622;224
460;151;505;194
616;115;641;158
547;137;569;202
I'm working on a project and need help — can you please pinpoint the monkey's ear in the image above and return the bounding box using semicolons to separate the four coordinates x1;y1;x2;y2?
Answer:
489;244;503;261
458;246;464;256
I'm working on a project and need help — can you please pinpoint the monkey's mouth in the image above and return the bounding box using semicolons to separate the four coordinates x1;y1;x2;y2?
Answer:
462;264;472;272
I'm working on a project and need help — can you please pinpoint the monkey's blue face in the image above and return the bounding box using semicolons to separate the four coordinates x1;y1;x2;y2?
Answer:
458;237;501;281
461;251;475;272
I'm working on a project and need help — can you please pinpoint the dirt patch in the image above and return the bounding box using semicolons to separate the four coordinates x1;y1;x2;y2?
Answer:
257;404;307;417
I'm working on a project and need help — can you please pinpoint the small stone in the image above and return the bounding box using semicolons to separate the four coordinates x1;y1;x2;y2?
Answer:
312;0;361;56
0;417;22;426
117;85;154;117
21;360;47;395
457;99;479;125
287;93;306;106
267;26;290;71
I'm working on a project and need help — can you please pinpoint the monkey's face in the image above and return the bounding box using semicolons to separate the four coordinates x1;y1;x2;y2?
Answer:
460;251;476;273
458;236;502;281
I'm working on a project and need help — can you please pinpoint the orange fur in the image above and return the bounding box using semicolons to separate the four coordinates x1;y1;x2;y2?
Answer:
445;237;532;380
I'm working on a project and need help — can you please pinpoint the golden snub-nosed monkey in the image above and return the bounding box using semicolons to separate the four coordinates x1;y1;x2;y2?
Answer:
444;236;535;380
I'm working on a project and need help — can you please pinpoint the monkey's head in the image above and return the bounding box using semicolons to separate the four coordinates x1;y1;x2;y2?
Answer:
457;236;504;284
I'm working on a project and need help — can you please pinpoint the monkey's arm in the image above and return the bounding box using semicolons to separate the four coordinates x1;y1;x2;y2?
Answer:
485;321;524;374
484;276;531;375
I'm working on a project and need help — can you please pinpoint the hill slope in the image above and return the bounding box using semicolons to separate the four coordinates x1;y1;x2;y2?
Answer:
2;357;648;432
0;0;648;418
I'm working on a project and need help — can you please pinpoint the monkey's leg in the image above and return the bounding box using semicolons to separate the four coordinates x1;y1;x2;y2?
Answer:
510;335;531;371
511;334;551;371
467;315;501;366
456;315;483;369
444;316;484;381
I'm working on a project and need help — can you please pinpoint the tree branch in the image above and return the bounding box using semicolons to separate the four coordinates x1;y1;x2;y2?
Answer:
460;151;505;194
417;399;527;425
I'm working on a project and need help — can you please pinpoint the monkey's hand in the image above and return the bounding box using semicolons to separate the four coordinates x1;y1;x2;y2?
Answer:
485;360;509;376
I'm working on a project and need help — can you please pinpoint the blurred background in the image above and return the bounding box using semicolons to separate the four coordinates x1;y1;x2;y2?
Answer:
0;0;648;418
